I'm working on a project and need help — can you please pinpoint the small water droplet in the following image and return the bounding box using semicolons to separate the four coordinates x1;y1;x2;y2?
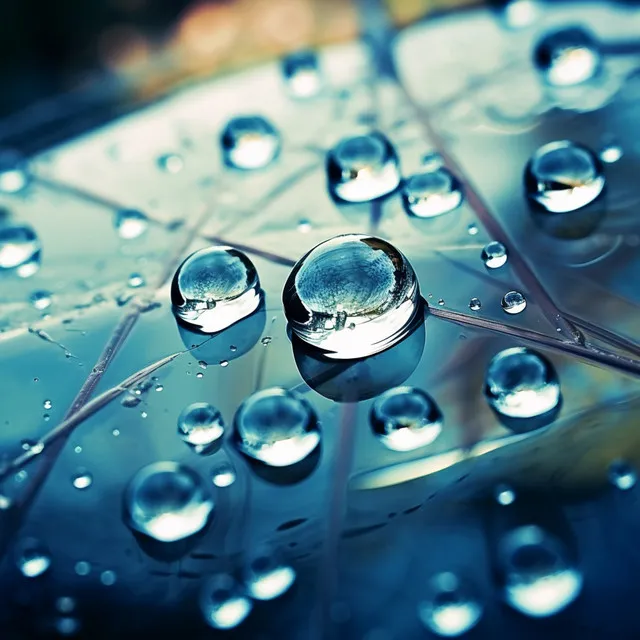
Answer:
128;273;145;288
0;149;30;194
72;470;93;490
74;561;91;576
481;241;508;269
124;462;214;542
198;360;207;369
370;386;442;451
401;168;463;218
0;494;12;509
283;234;421;359
115;209;148;240
155;384;163;392
282;50;322;98
418;572;483;637
157;153;184;174
140;410;148;419
501;0;539;29
599;144;622;164
327;133;400;203
233;388;320;467
121;393;141;408
501;291;526;314
608;460;636;490
55;617;80;636
56;597;76;614
245;547;296;600
100;570;117;586
43;399;52;410
421;152;444;170
74;445;82;454
297;219;312;233
495;483;516;505
16;538;51;578
200;574;252;630
467;223;478;236
178;402;225;454
229;345;237;352
112;428;120;437
212;462;236;488
437;298;445;306
172;246;263;333
469;297;482;311
196;372;204;379
0;224;41;277
30;290;52;310
261;336;272;345
15;469;28;482
534;27;601;86
219;360;229;367
221;116;280;170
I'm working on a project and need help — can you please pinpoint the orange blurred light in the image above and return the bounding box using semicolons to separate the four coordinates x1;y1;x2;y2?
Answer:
177;1;239;60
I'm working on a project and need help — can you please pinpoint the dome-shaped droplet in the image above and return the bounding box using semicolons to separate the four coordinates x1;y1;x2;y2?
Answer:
401;168;463;218
124;462;214;543
608;460;636;491
0;224;41;277
370;386;442;452
233;388;320;467
171;246;262;333
115;209;148;240
282;234;421;359
418;572;483;637
469;297;482;311
534;26;601;87
72;469;93;490
499;525;582;617
282;50;322;98
211;462;236;487
501;291;527;314
0;150;30;194
525;140;605;214
245;546;296;600
485;347;561;421
221;116;280;170
600;144;622;164
30;290;52;310
200;574;252;630
178;402;225;454
16;538;51;578
157;153;184;174
495;483;516;505
481;241;508;269
326;133;400;203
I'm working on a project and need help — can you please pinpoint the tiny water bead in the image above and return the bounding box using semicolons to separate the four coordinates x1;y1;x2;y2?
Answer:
499;525;582;617
534;26;601;87
72;470;93;490
370;387;442;452
171;246;262;334
177;402;225;454
245;547;296;600
401;168;463;218
0;224;41;277
495;484;516;506
212;462;236;488
16;538;51;578
0;149;30;194
43;399;52;410
75;561;91;576
127;273;145;288
282;235;421;359
600;144;622;164
326;133;400;203
282;50;322;98
501;290;526;315
467;223;478;236
481;241;508;269
609;460;636;491
100;570;117;586
418;572;483;637
221;116;280;170
115;209;148;240
485;347;561;421
200;574;252;630
157;153;184;174
124;462;214;543
30;290;52;310
469;297;482;311
233;388;320;467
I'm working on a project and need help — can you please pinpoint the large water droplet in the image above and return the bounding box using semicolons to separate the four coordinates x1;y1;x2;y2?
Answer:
481;241;508;269
221;116;280;170
245;547;296;600
499;525;582;617
16;538;51;578
418;572;483;637
178;402;225;454
485;347;561;425
609;460;636;491
370;386;442;451
0;150;30;194
124;462;214;542
534;27;601;87
282;234;421;359
401;168;463;218
172;246;262;333
326;133;400;203
233;388;320;467
0;224;41;277
282;50;322;98
115;209;148;240
200;574;252;630
501;291;527;314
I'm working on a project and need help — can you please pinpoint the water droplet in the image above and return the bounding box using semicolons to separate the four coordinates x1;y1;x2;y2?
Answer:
499;525;582;617
437;298;445;306
200;574;252;630
421;152;444;170
469;297;482;311
55;617;80;636
481;241;508;269
121;393;141;408
495;483;516;505
124;462;214;542
282;50;322;98
221;116;280;170
212;462;236;488
245;547;296;600
30;290;52;310
282;234;421;359
261;336;272;345
467;223;478;236
233;388;320;467
157;153;184;174
196;372;204;379
608;460;636;490
525;140;605;214
43;399;52;410
140;410;148;419
198;360;207;369
100;570;117;586
0;494;12;509
56;597;76;614
326;133;400;203
0;149;30;194
534;27;601;86
178;402;225;455
501;0;539;29
115;209;148;240
72;470;93;490
0;224;41;277
401;168;463;218
15;469;28;482
501;291;526;314
112;428;120;437
155;384;163;392
128;273;145;288
16;538;51;578
370;386;442;451
74;561;91;576
418;572;483;637
485;347;561;421
229;345;237;352
171;246;262;333
219;360;229;367
74;445;82;454
600;144;622;164
298;219;312;233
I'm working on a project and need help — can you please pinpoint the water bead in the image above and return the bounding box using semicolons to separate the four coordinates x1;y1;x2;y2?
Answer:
401;168;463;218
608;460;636;491
501;290;526;314
16;538;51;578
469;297;482;311
0;224;41;277
0;149;30;194
157;153;184;174
481;241;508;269
177;402;225;454
115;209;148;240
245;547;296;600
221;116;280;170
282;50;322;98
200;574;252;630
